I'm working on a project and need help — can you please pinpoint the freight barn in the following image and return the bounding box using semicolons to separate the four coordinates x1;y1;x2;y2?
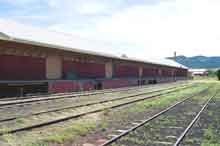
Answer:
0;19;188;97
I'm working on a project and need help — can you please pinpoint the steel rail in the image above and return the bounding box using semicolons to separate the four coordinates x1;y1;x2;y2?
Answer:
0;83;194;109
172;92;217;146
0;83;191;107
100;88;209;146
0;85;190;123
0;81;186;102
0;85;197;136
0;85;146;101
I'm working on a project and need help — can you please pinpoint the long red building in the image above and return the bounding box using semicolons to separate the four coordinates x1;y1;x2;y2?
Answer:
0;19;188;97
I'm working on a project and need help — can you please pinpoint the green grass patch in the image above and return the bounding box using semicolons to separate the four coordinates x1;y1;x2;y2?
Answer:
1;81;209;146
43;118;97;144
118;83;208;115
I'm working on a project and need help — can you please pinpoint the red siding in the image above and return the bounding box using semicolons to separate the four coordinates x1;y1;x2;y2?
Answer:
102;79;130;89
82;81;95;90
48;81;80;93
63;60;105;79
115;65;139;77
143;68;158;77
176;69;187;77
161;69;173;77
49;79;139;93
0;55;45;80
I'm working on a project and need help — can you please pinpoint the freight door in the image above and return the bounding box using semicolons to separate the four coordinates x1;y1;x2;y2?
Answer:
0;55;46;80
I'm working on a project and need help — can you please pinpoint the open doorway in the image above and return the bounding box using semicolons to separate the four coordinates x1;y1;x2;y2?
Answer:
95;82;103;90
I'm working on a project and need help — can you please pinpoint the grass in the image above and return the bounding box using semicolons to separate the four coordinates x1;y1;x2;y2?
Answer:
177;81;220;146
193;76;218;81
98;84;205;129
2;116;99;146
108;84;212;146
0;84;192;133
111;83;208;117
0;81;207;146
200;97;220;146
45;118;97;143
1;84;166;122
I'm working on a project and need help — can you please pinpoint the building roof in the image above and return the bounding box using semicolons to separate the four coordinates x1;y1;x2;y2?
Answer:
0;18;187;69
189;69;208;75
189;69;208;72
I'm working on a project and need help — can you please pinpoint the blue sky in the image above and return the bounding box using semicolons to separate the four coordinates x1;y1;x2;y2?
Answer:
0;0;220;58
0;0;156;26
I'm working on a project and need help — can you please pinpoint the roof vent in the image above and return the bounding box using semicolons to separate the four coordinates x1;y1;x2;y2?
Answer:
121;54;128;58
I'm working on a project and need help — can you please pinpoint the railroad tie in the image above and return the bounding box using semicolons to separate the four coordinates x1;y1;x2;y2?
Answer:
117;129;128;133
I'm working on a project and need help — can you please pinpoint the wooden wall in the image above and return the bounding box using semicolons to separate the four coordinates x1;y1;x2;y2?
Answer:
46;54;62;79
0;55;46;80
0;40;188;81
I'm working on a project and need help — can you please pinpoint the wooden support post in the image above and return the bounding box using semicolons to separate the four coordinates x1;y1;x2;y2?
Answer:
105;62;113;79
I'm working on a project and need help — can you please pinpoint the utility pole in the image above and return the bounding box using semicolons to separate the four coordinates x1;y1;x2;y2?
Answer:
174;51;177;61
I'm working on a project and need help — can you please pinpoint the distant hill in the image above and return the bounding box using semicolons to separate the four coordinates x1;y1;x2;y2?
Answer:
168;56;220;69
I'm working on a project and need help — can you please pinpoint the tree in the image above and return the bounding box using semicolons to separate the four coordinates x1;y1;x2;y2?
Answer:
208;69;216;77
217;69;220;80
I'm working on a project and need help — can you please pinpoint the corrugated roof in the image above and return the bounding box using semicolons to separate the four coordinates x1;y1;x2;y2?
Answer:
0;18;187;69
189;69;208;72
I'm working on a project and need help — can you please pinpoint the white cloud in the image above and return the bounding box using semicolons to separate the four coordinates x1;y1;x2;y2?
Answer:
75;1;110;15
10;0;220;58
88;0;220;58
47;0;61;8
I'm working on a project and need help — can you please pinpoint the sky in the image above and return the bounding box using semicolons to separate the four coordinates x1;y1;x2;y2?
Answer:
0;0;220;59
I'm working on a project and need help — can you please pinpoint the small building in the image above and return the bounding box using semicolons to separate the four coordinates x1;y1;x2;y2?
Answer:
189;69;208;76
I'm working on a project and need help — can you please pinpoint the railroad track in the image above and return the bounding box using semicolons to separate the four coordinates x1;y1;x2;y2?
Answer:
173;94;214;146
0;81;188;103
0;84;188;123
0;85;192;124
0;84;150;101
0;83;193;113
178;90;220;146
100;87;215;146
0;82;190;107
0;84;195;136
